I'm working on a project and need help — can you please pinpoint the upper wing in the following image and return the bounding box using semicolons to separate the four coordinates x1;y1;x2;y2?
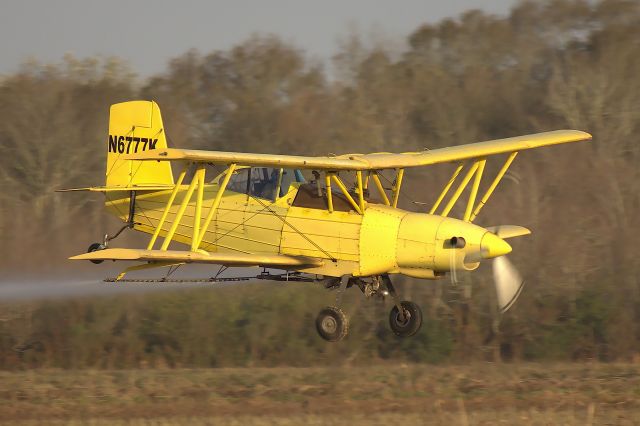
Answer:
123;130;591;170
70;248;324;267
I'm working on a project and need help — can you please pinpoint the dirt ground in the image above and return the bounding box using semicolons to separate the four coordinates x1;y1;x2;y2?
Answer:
1;363;639;425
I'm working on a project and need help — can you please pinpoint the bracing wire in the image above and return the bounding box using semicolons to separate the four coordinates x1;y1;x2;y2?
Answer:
377;170;422;206
246;194;338;262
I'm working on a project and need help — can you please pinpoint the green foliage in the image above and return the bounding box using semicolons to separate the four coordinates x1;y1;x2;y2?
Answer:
524;287;613;361
0;284;451;369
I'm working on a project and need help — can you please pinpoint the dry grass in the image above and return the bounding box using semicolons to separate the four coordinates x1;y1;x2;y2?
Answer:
1;363;639;425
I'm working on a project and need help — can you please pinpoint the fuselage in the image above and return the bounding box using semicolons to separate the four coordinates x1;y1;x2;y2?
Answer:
105;168;509;278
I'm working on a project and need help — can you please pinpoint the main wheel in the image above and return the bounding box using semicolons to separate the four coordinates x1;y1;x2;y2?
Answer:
87;243;106;264
316;306;349;342
389;301;422;337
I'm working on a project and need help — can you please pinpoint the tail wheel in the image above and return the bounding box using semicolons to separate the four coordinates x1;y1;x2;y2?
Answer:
316;306;349;342
87;243;106;264
389;301;422;337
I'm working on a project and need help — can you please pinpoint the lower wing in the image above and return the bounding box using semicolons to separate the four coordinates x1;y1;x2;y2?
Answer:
70;248;324;268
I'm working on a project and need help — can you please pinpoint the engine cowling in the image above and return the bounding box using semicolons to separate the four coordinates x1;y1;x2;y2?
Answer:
358;205;511;278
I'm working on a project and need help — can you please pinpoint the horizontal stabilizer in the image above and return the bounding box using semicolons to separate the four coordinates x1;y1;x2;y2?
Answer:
70;248;324;268
56;184;175;193
486;225;531;239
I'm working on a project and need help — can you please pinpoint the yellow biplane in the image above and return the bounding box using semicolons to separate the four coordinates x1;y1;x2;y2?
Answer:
62;101;591;341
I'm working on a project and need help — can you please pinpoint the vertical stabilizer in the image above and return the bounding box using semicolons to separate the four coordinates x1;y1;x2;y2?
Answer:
106;101;174;187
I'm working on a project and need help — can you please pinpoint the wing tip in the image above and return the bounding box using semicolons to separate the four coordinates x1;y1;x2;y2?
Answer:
569;129;592;141
69;253;92;260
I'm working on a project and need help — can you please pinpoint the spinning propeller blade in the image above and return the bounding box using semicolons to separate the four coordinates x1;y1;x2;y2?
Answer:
492;256;525;313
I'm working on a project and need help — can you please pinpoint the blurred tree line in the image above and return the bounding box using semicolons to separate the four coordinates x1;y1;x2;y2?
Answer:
1;0;640;368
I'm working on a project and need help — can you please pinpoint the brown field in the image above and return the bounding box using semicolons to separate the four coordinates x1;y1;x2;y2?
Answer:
1;363;639;425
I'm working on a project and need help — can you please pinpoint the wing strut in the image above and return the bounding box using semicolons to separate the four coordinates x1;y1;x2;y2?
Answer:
392;169;405;208
159;165;201;250
371;172;391;206
469;152;518;222
356;171;366;212
464;159;486;222
325;173;334;212
147;167;187;249
426;152;518;222
429;164;464;215
194;163;237;248
330;173;362;214
441;162;481;217
147;163;238;252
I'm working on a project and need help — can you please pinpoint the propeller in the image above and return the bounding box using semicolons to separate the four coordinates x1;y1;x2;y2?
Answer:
480;225;529;313
492;255;525;314
452;225;528;313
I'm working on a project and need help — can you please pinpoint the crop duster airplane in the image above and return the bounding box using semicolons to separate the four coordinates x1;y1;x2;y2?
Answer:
62;101;591;342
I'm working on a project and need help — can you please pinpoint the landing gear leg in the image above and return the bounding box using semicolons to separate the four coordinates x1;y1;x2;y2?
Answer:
335;275;349;306
382;274;423;337
382;274;404;321
86;223;132;265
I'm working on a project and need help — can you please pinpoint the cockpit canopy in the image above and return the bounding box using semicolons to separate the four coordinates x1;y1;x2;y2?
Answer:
226;167;305;201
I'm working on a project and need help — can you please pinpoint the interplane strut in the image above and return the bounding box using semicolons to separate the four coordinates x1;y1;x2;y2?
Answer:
428;152;519;222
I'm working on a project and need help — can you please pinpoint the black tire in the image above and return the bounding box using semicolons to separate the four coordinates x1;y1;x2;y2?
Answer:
316;306;349;342
389;301;422;337
87;243;105;264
